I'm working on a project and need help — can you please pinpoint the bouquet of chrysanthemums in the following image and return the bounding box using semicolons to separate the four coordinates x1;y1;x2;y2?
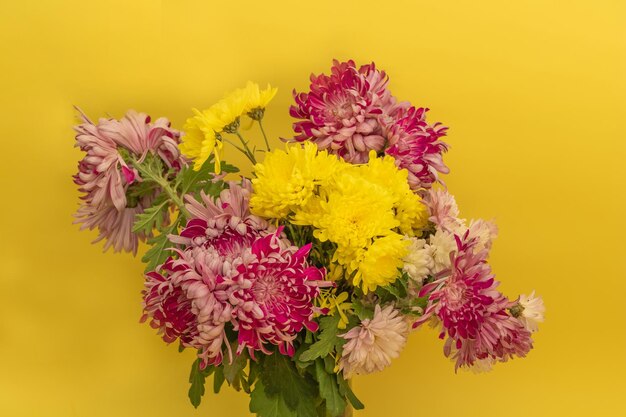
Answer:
73;60;544;417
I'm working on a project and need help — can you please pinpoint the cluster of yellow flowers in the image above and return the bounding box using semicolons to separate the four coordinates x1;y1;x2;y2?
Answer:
179;81;277;171
251;142;429;293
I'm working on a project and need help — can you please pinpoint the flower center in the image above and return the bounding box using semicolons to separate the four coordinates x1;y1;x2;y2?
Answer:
252;275;284;305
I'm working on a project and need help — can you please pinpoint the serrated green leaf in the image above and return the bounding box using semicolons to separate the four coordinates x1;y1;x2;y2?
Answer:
249;380;295;417
133;198;169;234
188;359;209;408
223;346;248;391
299;315;343;362
261;353;317;411
337;376;364;410
213;366;225;394
141;217;180;272
315;360;346;417
351;299;374;321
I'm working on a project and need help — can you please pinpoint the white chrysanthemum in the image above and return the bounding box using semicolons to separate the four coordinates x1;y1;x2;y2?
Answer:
465;219;498;254
518;291;545;332
427;229;457;273
402;237;433;284
339;305;409;377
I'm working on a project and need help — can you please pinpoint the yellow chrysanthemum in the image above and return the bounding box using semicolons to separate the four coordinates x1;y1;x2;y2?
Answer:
179;113;223;172
353;233;409;293
243;81;277;113
301;173;398;250
355;151;429;235
250;142;342;219
180;82;275;171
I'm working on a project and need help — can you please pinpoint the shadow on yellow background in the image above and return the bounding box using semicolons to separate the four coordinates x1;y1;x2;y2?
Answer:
1;1;624;416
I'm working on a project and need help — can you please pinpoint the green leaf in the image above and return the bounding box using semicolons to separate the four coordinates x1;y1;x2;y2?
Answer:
223;346;249;391
352;299;374;321
315;360;346;417
133;197;169;234
261;353;317;411
213;366;225;394
178;160;215;195
337;376;364;410
141;217;180;272
299;315;344;362
188;359;213;408
249;380;295;417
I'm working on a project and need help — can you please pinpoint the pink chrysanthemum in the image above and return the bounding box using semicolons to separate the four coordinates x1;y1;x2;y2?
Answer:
142;245;235;367
424;188;464;232
384;106;449;190
339;304;409;377
415;233;533;370
289;59;405;163
142;183;327;366
142;231;327;366
73;110;183;254
169;179;272;250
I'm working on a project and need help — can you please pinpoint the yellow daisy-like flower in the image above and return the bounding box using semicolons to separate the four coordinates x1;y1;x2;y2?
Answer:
179;113;223;172
250;142;342;219
353;233;409;293
243;81;278;113
180;81;276;172
356;151;429;235
303;173;398;250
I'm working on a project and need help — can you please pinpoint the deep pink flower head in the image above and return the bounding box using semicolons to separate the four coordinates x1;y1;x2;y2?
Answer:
384;106;449;190
142;183;327;367
226;230;328;358
415;232;533;370
289;59;405;163
73;109;183;254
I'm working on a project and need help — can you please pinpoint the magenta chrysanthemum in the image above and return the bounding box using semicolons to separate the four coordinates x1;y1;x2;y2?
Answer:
289;59;405;163
415;233;533;370
384;106;449;190
73;110;183;254
226;231;327;357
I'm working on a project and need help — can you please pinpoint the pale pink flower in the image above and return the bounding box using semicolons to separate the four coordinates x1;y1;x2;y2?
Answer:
415;232;533;370
290;60;405;163
142;245;235;367
384;106;449;190
424;188;465;233
73;109;182;254
339;305;409;377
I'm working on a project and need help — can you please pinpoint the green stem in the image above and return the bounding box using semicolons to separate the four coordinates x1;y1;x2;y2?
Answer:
132;160;190;219
234;131;257;164
157;178;190;220
258;119;271;151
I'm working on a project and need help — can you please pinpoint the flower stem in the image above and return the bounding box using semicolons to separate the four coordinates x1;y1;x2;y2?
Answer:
156;178;190;220
234;131;257;164
258;119;271;151
131;159;190;219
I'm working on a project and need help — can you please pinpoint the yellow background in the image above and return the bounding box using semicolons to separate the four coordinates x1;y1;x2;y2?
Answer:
1;1;624;416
